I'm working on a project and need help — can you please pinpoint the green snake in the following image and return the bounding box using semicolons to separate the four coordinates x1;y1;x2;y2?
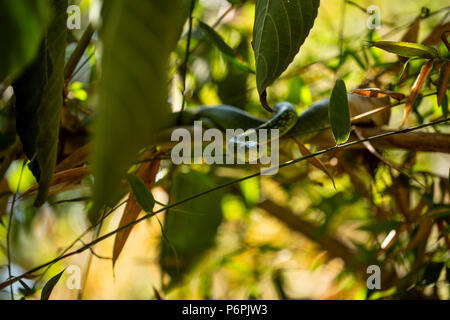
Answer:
175;98;331;144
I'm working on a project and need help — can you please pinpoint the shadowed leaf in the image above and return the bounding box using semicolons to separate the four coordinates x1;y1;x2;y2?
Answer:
127;174;156;213
41;270;64;300
90;0;182;223
0;0;51;81
422;262;444;285
437;62;450;107
12;0;68;206
161;171;223;286
198;20;254;73
329;79;350;144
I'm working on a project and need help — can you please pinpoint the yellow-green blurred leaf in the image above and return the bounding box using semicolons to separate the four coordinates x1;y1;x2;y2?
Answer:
90;0;182;223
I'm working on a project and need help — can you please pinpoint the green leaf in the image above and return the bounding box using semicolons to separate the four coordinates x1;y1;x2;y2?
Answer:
127;174;155;213
161;170;224;286
41;270;64;300
217;38;251;108
329;79;350;144
198;20;254;73
12;0;67;207
253;0;320;99
346;50;366;70
371;41;439;59
442;94;449;118
90;0;183;223
198;21;235;57
422;262;444;285
0;133;16;151
0;0;52;81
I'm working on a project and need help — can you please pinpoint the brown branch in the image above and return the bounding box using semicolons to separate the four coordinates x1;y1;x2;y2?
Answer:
308;126;450;153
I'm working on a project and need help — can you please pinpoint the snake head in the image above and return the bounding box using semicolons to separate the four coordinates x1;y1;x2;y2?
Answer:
228;134;265;163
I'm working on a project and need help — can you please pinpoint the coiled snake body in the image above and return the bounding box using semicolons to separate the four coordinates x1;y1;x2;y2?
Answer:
177;99;331;144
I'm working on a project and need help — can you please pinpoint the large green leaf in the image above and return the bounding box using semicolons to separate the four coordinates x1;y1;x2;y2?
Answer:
0;0;52;81
90;0;182;223
253;0;320;102
161;170;224;286
328;79;350;145
13;0;67;206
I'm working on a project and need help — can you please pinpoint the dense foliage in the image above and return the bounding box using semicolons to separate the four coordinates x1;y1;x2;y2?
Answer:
0;0;449;300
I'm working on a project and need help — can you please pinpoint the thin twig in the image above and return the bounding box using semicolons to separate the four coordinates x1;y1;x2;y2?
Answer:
6;161;26;300
179;0;196;118
64;24;95;83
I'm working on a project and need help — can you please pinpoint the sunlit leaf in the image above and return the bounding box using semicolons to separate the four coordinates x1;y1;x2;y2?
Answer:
12;0;67;206
253;0;320;107
239;178;260;207
372;41;439;59
329;79;350;144
90;0;182;223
